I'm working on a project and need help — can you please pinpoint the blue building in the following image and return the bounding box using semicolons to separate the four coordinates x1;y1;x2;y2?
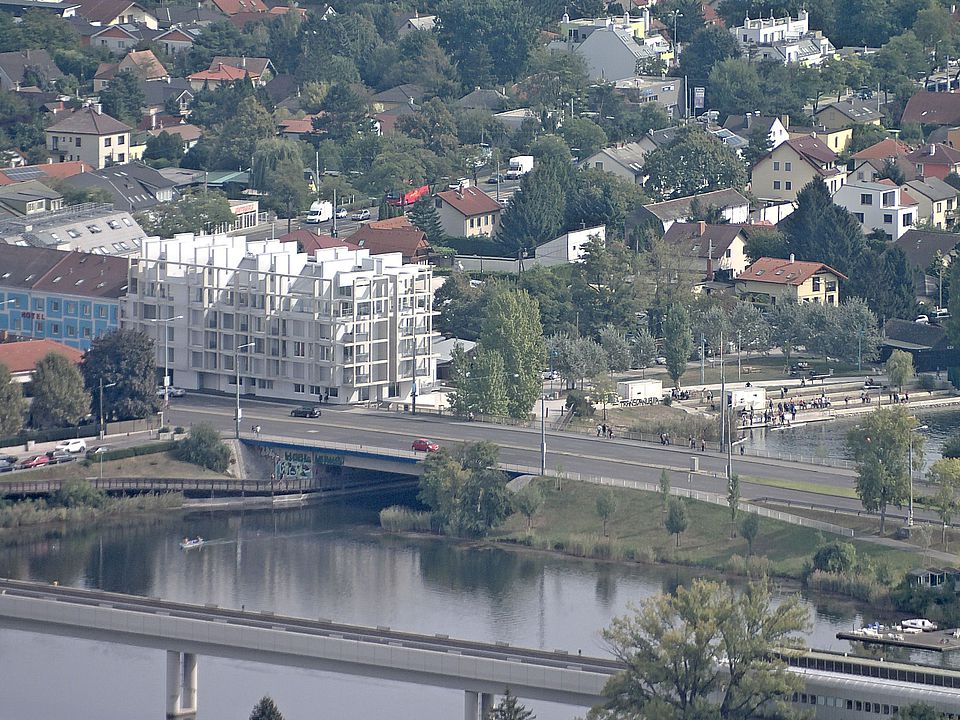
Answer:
0;245;129;350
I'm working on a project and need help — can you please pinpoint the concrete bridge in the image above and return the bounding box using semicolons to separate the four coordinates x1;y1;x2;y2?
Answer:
2;579;960;719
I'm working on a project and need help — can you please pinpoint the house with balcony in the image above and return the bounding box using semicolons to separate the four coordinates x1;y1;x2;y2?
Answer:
751;135;845;202
908;143;960;181
904;178;958;230
122;234;436;405
735;256;845;306
74;0;158;28
45;106;132;169
549;12;662;81
832;179;918;240
731;11;834;66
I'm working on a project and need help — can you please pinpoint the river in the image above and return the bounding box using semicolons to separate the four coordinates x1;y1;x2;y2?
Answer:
0;495;953;720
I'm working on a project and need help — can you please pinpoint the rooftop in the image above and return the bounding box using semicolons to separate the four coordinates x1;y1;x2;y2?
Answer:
0;244;130;298
46;107;130;136
851;137;912;160
642;188;750;222
902;91;960;126
894;229;960;269
0;339;83;375
435;186;502;216
661;222;746;257
737;256;847;285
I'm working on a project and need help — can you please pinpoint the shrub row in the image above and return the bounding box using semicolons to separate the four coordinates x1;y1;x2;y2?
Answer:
0;424;99;448
805;569;888;604
379;506;433;532
86;441;177;463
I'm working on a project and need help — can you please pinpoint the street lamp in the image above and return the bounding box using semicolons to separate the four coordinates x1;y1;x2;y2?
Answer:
235;342;255;439
908;424;929;527
540;394;549;476
149;314;184;428
670;10;683;54
98;378;117;439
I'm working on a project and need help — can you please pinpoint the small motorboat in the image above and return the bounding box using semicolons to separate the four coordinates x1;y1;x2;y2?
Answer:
179;537;204;550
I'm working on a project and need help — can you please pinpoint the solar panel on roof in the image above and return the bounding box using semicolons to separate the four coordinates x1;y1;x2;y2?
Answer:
2;168;44;181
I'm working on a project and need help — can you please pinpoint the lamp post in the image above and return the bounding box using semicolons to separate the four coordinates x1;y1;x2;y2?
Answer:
235;342;255;439
149;314;183;429
540;394;547;476
98;379;117;439
908;424;929;527
671;10;683;55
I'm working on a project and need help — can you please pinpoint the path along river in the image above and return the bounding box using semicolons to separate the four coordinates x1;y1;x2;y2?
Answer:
0;493;953;720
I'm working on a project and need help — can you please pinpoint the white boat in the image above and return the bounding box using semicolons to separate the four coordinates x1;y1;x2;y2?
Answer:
179;537;204;550
902;618;938;632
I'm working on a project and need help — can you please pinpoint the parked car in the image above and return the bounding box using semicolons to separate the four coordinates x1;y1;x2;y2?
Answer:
351;208;371;221
88;445;111;456
46;450;75;464
486;174;505;184
0;455;17;466
19;455;50;469
156;386;186;397
290;405;322;418
654;356;667;365
55;438;86;454
411;438;440;452
335;207;349;219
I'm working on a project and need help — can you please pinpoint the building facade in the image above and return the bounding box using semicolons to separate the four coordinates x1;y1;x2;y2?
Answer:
123;234;436;405
752;135;845;202
434;187;502;238
45;107;132;169
735;256;846;305
0;245;128;349
832;179;918;240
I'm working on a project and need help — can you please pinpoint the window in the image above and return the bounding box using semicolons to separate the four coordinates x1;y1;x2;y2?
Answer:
104;137;111;147
784;162;792;171
97;306;107;318
904;213;913;225
812;277;821;291
67;325;76;337
118;135;125;145
855;212;864;222
773;161;780;171
117;153;124;162
883;213;893;223
881;191;895;207
294;341;305;357
469;218;475;228
257;379;274;389
434;198;442;209
51;323;60;335
75;137;81;147
860;193;873;205
595;161;603;169
49;299;60;311
294;383;305;393
773;180;781;190
785;181;792;190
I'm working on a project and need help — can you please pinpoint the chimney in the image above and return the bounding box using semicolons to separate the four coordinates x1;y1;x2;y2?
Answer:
780;114;789;130
241;56;246;69
151;112;156;130
745;112;753;129
94;103;102;114
698;220;706;236
930;144;936;156
789;253;795;264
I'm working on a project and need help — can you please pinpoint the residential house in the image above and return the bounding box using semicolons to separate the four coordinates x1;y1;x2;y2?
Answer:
735;256;846;306
0;245;128;350
152;26;199;55
786;123;851;154
849;155;915;186
92;48;168;91
721;113;790;149
350;221;431;264
492;108;539;131
209;56;274;83
894;228;960;300
0;49;64;91
278;116;319;142
832;179;918;240
455;88;508;113
730;11;834;66
455;225;607;273
0;180;63;217
0;203;146;256
852;137;912;161
371;84;425;112
812;99;883;131
581;142;647;184
202;0;267;15
74;0;158;28
62;161;176;211
0;0;78;17
551;16;660;81
557;10;648;45
908;143;960;181
123;234;436;405
904;178;958;229
881;319;957;372
0;340;83;383
635;126;680;155
0;161;92;185
145;123;202;150
139;78;194;117
434;186;502;238
45;106;132;169
278;229;358;255
612;75;683;118
634;188;750;232
661;221;750;281
187;63;255;90
396;12;436;36
751;135;845;202
901;91;960;127
153;5;221;28
89;24;143;54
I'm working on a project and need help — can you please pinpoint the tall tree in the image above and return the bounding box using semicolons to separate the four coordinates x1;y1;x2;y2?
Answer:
847;242;916;322
662;303;693;388
498;160;568;254
596;488;617;537
740;512;759;556
707;59;764;117
727;473;740;538
665;497;688;547
487;689;536;720
846;406;922;534
30;353;91;429
780;178;865;274
249;695;284;720
408;195;446;245
81;328;159;422
642;127;746;201
449;344;509;417
572;237;646;336
599;326;633;373
479;290;546;419
138;191;234;236
213;95;275;170
885;349;915;392
677;25;742;86
313;82;373;142
144;131;184;164
600;578;807;719
928;459;960;546
658;468;671;526
98;70;145;126
0;363;27;436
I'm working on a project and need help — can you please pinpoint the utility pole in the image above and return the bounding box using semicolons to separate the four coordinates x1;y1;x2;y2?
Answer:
540;396;547;476
700;332;705;385
411;328;418;415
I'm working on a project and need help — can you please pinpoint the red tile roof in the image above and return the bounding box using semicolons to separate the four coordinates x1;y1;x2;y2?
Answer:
435;186;501;216
0;340;83;375
279;117;316;135
368;215;413;230
277;229;358;254
738;257;847;286
902;91;960;126
907;143;960;165
851;138;912;160
349;225;430;260
46;107;131;135
783;135;837;165
211;0;267;15
0;161;91;186
76;0;152;24
187;63;250;83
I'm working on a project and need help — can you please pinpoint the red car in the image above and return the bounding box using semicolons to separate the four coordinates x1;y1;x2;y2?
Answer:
411;438;439;452
19;454;50;469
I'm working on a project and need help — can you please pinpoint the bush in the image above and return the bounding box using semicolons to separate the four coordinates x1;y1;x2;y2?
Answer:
812;541;857;574
565;390;595;417
918;374;937;391
379;506;433;532
51;480;107;509
173;426;186;434
943;432;960;460
0;424;98;448
87;441;176;462
176;423;231;472
806;569;886;604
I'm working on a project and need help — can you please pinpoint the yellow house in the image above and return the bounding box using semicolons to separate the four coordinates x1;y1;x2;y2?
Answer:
812;99;882;131
45;107;132;170
904;178;958;230
735;256;847;306
434;186;502;238
788;125;853;154
751;135;846;202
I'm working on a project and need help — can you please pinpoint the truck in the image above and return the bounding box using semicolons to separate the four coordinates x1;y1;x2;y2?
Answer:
615;379;663;406
505;155;534;180
727;387;766;412
385;184;431;208
305;200;333;224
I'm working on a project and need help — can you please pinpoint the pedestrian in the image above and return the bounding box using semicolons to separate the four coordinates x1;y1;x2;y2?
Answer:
609;428;615;439
689;435;694;448
739;444;745;455
597;423;602;437
700;439;706;452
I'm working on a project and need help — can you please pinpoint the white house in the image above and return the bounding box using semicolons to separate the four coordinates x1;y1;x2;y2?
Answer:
549;14;660;81
534;225;605;266
832;179;919;240
731;11;834;66
581;142;647;183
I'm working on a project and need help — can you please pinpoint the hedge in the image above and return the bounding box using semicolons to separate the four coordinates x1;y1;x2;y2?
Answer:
86;441;177;463
0;424;99;449
442;235;509;257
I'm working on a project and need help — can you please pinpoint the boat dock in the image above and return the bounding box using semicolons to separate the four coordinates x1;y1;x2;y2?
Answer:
837;628;960;652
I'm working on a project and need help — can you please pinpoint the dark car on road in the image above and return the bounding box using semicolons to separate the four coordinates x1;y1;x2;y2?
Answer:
290;405;322;418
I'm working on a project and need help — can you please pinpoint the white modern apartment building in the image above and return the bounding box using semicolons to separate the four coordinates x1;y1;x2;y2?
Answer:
123;234;435;405
732;11;809;45
832;180;919;240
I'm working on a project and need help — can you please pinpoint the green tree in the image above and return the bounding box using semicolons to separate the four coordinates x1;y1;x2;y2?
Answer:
848;243;916;323
599;578;807;720
488;689;536;720
561;117;608;158
30;353;90;430
894;703;948;720
513;484;543;530
571;237;647;336
312;82;372;142
665;497;688;547
138;191;234;236
812;541;858;573
214;96;276;170
450;344;509;417
498;161;568;254
928;458;960;546
661;303;693;388
779;177;865;274
642;127;746;201
707;58;764;118
596;488;617;537
678;25;742;86
885;349;915;392
632;329;657;374
599;326;632;373
98;70;145;126
767;302;805;365
0;363;27;436
51;480;106;509
80;328;159;422
251;138;310;231
727;473;740;538
740;512;759;556
435;273;486;340
177;423;231;472
565;168;646;238
144;131;184;164
479;290;546;419
548;334;605;391
846;406;922;534
659;469;671;526
654;0;705;43
408;195;446;245
249;695;284;720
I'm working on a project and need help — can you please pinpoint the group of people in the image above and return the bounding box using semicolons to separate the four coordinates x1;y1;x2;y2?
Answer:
686;435;707;452
670;388;691;401
596;423;616;439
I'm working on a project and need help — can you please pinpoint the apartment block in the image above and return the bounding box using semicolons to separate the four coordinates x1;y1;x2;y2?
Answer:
123;234;436;405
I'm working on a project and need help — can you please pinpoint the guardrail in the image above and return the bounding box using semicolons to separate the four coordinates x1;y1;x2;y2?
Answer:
0;476;323;497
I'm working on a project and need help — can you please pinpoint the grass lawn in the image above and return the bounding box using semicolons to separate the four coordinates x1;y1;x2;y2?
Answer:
0;451;228;482
495;479;924;580
740;474;859;500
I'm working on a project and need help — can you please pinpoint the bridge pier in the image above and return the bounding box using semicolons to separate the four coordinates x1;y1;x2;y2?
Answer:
166;651;198;718
480;692;495;717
